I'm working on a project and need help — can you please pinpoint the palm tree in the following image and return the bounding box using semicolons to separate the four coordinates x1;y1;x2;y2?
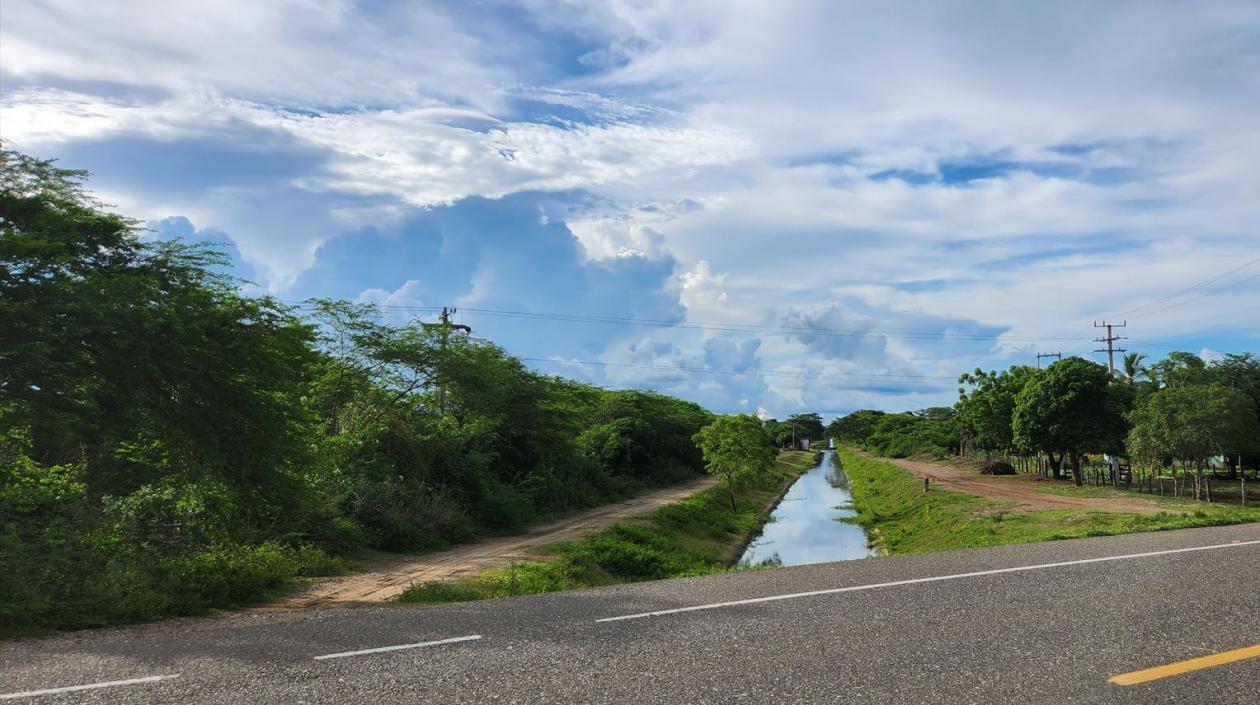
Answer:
1119;352;1149;384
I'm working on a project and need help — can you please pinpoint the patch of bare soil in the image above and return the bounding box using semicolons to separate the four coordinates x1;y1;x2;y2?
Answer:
860;452;1170;515
264;475;718;608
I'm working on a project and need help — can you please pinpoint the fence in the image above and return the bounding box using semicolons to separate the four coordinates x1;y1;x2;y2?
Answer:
962;449;1257;506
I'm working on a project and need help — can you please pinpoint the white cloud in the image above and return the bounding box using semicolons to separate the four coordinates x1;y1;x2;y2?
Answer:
3;0;1259;415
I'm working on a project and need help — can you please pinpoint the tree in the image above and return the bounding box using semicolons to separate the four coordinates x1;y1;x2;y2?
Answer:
826;410;886;445
693;414;776;512
1012;358;1126;486
958;366;1041;456
1127;385;1259;500
786;413;825;441
1118;352;1149;385
1147;351;1210;389
1208;353;1260;475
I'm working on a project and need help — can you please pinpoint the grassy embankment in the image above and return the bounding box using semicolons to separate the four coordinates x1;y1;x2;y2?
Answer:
398;451;819;603
838;447;1260;554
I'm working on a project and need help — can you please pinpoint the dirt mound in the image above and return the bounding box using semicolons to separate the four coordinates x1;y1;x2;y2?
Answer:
979;460;1016;475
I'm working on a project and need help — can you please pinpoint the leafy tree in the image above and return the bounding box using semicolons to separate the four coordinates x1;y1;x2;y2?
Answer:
1147;351;1210;389
786;412;825;441
957;366;1041;455
0;148;721;634
1208;353;1260;474
1118;352;1149;385
693;414;775;511
826;410;886;445
1012;358;1126;486
1127;385;1259;500
1;149;315;502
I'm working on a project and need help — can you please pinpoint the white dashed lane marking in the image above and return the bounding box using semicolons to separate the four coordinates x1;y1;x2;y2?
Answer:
0;675;179;700
313;634;483;660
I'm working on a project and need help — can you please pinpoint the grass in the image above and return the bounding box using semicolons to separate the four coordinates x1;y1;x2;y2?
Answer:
1031;484;1124;499
396;451;819;604
838;448;1260;555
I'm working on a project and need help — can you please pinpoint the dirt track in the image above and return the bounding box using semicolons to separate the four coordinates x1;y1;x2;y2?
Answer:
267;475;718;608
867;453;1169;515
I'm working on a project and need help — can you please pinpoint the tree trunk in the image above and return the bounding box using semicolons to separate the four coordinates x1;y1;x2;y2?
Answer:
1069;451;1083;487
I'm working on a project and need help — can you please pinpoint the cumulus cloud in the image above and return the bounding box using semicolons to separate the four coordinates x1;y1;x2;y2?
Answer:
3;0;1258;416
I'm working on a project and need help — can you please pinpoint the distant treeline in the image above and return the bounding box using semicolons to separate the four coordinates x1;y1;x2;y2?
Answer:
0;151;713;635
828;353;1260;492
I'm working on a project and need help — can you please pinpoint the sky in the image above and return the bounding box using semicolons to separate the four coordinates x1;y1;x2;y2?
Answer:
3;0;1259;419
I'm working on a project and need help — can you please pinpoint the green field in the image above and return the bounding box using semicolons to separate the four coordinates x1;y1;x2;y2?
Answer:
838;448;1260;555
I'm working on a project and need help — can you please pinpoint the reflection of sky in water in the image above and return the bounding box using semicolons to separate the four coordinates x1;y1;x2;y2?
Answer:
739;451;876;567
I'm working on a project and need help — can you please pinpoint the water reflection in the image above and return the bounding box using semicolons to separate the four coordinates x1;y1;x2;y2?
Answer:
738;451;876;568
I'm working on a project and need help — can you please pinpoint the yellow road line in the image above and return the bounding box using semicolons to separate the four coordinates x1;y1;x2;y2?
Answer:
1110;644;1260;686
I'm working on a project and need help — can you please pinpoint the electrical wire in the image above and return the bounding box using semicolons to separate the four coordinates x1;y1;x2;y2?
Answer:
1126;272;1260;321
519;357;960;383
285;301;1094;344
1108;255;1260;319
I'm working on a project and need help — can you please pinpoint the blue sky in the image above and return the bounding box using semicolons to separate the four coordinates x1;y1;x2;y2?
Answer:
3;1;1259;419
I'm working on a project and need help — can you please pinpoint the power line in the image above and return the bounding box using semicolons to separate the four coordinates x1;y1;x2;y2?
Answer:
286;301;1094;344
1109;255;1260;319
1126;272;1260;321
519;357;960;383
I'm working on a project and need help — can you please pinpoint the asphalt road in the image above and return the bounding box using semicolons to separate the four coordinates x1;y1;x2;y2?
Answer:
3;523;1259;704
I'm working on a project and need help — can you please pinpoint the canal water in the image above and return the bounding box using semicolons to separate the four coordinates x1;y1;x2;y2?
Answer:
738;450;876;567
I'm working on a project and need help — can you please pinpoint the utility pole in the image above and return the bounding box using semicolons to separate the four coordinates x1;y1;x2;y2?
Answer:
423;307;471;416
1093;321;1127;375
1035;351;1061;369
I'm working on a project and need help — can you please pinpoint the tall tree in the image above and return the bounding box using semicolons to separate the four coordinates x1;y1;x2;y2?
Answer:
957;366;1041;455
1012;358;1126;485
1147;351;1210;389
786;413;825;441
1127;385;1259;500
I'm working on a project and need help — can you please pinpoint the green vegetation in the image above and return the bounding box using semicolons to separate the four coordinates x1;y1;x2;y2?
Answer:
694;413;776;511
1012;357;1129;486
826;407;960;459
1127;385;1259;500
838;449;1260;554
0;151;713;636
830;351;1260;501
763;412;825;448
398;450;817;604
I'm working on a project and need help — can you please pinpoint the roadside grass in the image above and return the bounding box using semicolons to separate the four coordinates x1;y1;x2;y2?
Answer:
1030;484;1116;499
397;451;818;604
838;448;1260;555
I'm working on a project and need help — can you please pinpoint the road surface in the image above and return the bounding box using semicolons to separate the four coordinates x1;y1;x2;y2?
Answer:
3;523;1258;703
271;474;718;607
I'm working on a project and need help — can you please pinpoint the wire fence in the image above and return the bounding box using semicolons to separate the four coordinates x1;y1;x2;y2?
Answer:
961;449;1257;506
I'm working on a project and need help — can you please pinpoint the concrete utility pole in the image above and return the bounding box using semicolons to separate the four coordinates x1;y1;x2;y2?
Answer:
1035;351;1061;369
423;307;472;416
1093;321;1127;374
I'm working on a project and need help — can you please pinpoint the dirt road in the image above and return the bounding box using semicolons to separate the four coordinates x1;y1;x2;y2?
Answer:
269;475;718;608
866;453;1170;515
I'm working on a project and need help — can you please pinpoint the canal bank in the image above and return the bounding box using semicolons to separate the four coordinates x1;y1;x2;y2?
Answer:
398;450;819;604
737;450;877;567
